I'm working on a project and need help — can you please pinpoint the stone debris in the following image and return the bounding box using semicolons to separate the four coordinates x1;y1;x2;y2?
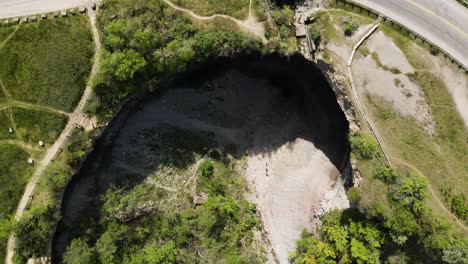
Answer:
30;16;37;21
79;7;87;13
3;20;8;25
28;159;34;164
22;17;28;23
295;23;306;37
61;10;67;17
9;128;13;133
91;4;96;10
41;14;47;19
13;18;19;23
39;141;45;147
53;12;59;18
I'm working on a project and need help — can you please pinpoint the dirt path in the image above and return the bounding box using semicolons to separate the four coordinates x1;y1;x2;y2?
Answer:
5;7;101;264
163;0;266;42
0;98;70;116
0;26;19;51
0;139;40;151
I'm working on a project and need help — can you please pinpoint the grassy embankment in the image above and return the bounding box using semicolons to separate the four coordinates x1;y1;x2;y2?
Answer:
317;3;467;232
0;13;93;264
289;4;467;263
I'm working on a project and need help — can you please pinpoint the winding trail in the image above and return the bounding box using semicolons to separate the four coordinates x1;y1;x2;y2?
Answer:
0;139;40;151
0;26;19;51
0;98;70;116
163;0;266;42
5;7;101;264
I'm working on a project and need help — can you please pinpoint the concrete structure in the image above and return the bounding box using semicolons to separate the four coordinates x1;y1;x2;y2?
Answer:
352;0;468;70
0;0;100;19
295;23;306;37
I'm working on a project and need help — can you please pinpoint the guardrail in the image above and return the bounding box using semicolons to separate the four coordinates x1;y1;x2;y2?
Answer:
334;0;468;73
457;0;468;8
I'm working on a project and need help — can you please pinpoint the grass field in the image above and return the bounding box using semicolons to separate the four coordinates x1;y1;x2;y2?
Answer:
0;15;93;112
10;107;68;144
169;0;251;19
0;26;16;43
0;109;15;140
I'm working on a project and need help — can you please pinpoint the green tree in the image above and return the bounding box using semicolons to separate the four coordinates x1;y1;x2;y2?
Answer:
144;241;178;264
102;49;147;81
64;238;97;264
349;134;377;160
96;222;128;264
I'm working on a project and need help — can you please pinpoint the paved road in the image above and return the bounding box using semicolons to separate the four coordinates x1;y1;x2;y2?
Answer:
0;0;99;19
353;0;468;69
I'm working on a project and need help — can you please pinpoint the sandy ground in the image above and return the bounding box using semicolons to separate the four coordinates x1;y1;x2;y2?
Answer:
352;31;436;134
246;139;339;264
366;31;414;74
0;0;99;19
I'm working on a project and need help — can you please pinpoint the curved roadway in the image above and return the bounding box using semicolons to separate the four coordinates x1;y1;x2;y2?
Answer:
0;0;99;19
353;0;468;69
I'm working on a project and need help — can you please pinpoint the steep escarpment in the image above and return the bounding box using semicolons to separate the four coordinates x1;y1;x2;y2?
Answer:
52;55;350;263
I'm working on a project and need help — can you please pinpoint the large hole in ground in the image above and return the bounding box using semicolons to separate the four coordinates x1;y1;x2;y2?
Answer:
52;55;350;263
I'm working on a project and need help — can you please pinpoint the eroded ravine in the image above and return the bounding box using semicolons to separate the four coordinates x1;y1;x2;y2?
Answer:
52;55;350;263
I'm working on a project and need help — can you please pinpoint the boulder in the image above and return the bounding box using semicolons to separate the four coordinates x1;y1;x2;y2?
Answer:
295;23;306;37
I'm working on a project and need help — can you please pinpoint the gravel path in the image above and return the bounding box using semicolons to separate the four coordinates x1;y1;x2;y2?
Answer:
163;0;266;42
5;7;101;264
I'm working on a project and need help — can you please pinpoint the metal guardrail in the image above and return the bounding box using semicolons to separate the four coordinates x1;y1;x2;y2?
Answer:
335;0;468;72
457;0;468;8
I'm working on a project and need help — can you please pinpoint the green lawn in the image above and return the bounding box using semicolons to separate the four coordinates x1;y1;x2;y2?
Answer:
0;109;15;140
11;107;68;144
0;26;16;43
0;144;34;264
0;15;94;112
170;0;250;20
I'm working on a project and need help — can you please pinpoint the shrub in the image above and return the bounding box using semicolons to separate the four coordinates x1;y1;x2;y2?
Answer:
343;16;359;36
347;187;362;202
374;166;399;183
430;46;440;56
199;160;214;178
349;134;377;160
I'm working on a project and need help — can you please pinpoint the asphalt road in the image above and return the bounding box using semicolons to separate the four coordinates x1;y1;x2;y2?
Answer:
353;0;468;69
0;0;99;19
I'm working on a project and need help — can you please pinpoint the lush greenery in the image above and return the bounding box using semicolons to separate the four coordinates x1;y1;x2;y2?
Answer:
0;144;33;263
0;15;93;112
91;0;273;120
349;133;377;160
13;128;95;263
343;16;359;36
291;165;466;263
61;131;265;263
10;107;68;144
0;109;14;140
441;188;468;222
